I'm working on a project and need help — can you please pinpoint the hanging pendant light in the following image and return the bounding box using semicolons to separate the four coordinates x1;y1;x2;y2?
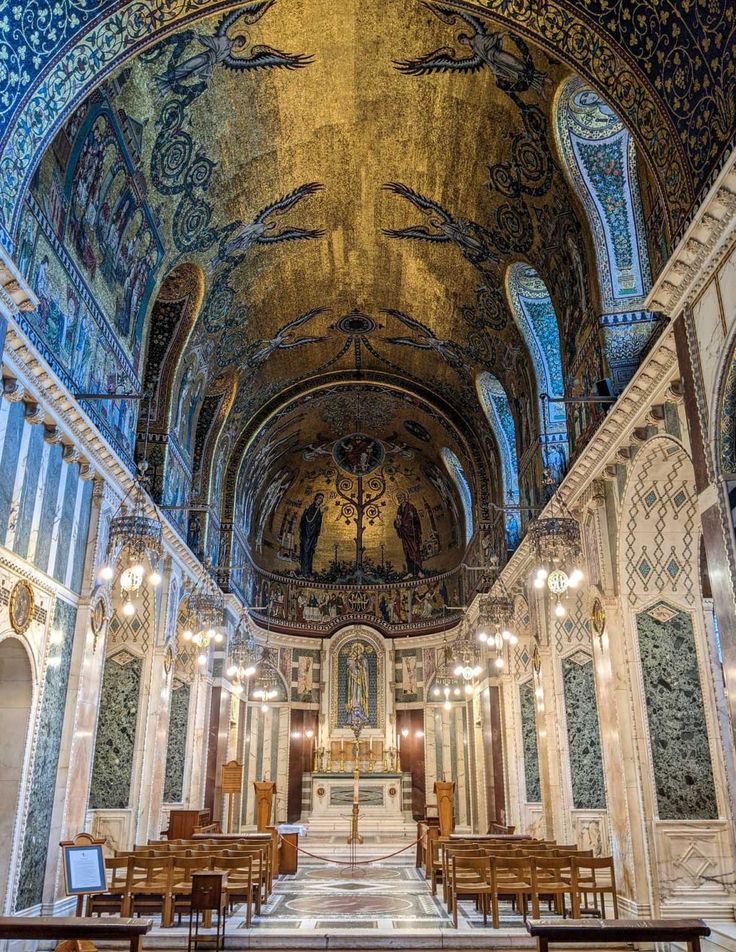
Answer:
181;561;225;664
528;510;583;616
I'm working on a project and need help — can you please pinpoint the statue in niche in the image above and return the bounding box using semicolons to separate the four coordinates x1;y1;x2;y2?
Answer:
394;491;423;576
299;492;325;576
345;642;370;718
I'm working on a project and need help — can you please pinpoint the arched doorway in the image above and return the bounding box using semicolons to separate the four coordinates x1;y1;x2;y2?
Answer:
0;637;33;910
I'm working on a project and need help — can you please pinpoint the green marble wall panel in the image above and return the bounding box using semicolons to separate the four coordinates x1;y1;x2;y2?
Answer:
561;656;606;809
637;606;718;819
163;680;190;803
89;653;142;809
15;599;77;911
519;680;541;802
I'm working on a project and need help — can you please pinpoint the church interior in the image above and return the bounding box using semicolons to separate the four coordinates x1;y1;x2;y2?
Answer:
0;0;735;948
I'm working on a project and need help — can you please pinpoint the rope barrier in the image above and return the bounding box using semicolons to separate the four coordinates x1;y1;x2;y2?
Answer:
278;833;425;866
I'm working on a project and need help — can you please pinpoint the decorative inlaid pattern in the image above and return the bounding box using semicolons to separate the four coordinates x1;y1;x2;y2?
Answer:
89;651;142;810
163;679;190;803
519;680;541;802
15;598;77;911
561;655;606;810
636;604;717;820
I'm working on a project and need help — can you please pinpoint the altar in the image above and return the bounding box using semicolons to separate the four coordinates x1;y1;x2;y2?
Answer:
307;772;413;835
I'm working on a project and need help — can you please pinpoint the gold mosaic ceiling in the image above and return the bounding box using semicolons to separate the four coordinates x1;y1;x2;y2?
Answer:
107;0;595;458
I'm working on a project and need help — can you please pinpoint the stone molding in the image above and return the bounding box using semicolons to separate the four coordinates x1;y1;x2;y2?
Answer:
647;154;736;319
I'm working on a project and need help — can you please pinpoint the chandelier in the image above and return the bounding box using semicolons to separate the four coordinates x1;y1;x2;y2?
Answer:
226;611;259;693
181;566;225;665
528;513;583;617
431;637;463;709
98;461;163;617
475;590;518;670
252;642;279;710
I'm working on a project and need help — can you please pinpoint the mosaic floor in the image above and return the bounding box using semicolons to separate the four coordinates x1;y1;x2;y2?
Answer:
139;838;540;948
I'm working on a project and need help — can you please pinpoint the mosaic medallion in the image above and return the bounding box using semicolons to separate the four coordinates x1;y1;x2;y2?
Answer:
9;580;34;634
332;433;385;476
286;894;413;915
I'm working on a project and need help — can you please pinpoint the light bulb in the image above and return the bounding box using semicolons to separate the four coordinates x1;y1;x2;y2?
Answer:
473;665;482;677
501;629;511;641
568;568;584;588
478;631;488;643
554;601;566;618
536;567;548;581
432;686;440;697
99;565;114;581
464;683;473;695
401;727;409;737
207;628;216;640
261;703;269;712
148;571;162;587
533;576;545;590
453;665;463;677
306;729;314;738
494;656;504;669
182;629;193;641
122;600;136;617
245;665;256;677
234;683;244;694
214;632;224;644
416;730;424;738
292;731;302;740
197;652;207;665
509;633;519;646
453;687;461;696
444;700;451;711
227;665;237;677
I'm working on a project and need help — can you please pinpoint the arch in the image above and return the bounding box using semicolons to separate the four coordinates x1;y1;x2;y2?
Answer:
0;636;34;911
554;76;659;390
505;263;569;483
476;372;521;550
440;447;474;545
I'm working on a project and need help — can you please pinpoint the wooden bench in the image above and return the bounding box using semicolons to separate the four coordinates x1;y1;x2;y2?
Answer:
0;916;152;952
527;918;710;952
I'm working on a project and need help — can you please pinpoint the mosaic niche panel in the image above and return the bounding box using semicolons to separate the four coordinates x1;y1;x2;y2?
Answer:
335;638;379;729
163;679;190;803
15;598;77;911
89;651;142;809
636;604;717;820
291;647;321;703
395;647;423;703
519;680;541;803
561;654;606;810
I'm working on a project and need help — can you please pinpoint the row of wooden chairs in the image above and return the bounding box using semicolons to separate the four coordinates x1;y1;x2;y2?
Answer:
431;838;618;928
87;840;271;927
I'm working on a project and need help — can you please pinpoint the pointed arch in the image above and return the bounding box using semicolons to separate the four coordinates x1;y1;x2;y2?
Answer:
440;447;474;545
506;263;569;484
554;76;659;390
476;372;521;551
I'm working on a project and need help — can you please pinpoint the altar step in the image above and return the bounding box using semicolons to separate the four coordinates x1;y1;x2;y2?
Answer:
303;811;416;837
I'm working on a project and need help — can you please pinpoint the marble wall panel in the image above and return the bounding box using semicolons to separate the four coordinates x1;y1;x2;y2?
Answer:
519;680;541;803
636;606;718;819
561;656;606;809
163;680;190;803
15;599;76;911
89;652;142;810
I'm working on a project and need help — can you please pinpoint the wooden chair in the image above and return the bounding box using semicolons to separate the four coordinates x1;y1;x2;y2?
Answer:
223;848;269;903
450;856;493;928
571;856;618;919
124;856;174;927
211;855;258;925
87;857;129;917
490;856;534;928
531;856;574;919
442;846;486;909
171;856;214;924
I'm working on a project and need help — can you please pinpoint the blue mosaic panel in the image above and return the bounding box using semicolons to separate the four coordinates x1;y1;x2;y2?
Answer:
336;639;379;729
636;605;718;819
89;653;142;810
519;680;541;802
561;656;606;809
163;681;190;803
15;599;77;911
476;372;521;549
440;447;474;544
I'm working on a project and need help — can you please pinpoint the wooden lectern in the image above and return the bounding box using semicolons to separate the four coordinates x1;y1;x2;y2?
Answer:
434;780;455;836
253;781;276;832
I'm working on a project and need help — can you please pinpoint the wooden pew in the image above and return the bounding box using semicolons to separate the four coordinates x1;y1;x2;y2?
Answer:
527;918;710;952
0;916;152;952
